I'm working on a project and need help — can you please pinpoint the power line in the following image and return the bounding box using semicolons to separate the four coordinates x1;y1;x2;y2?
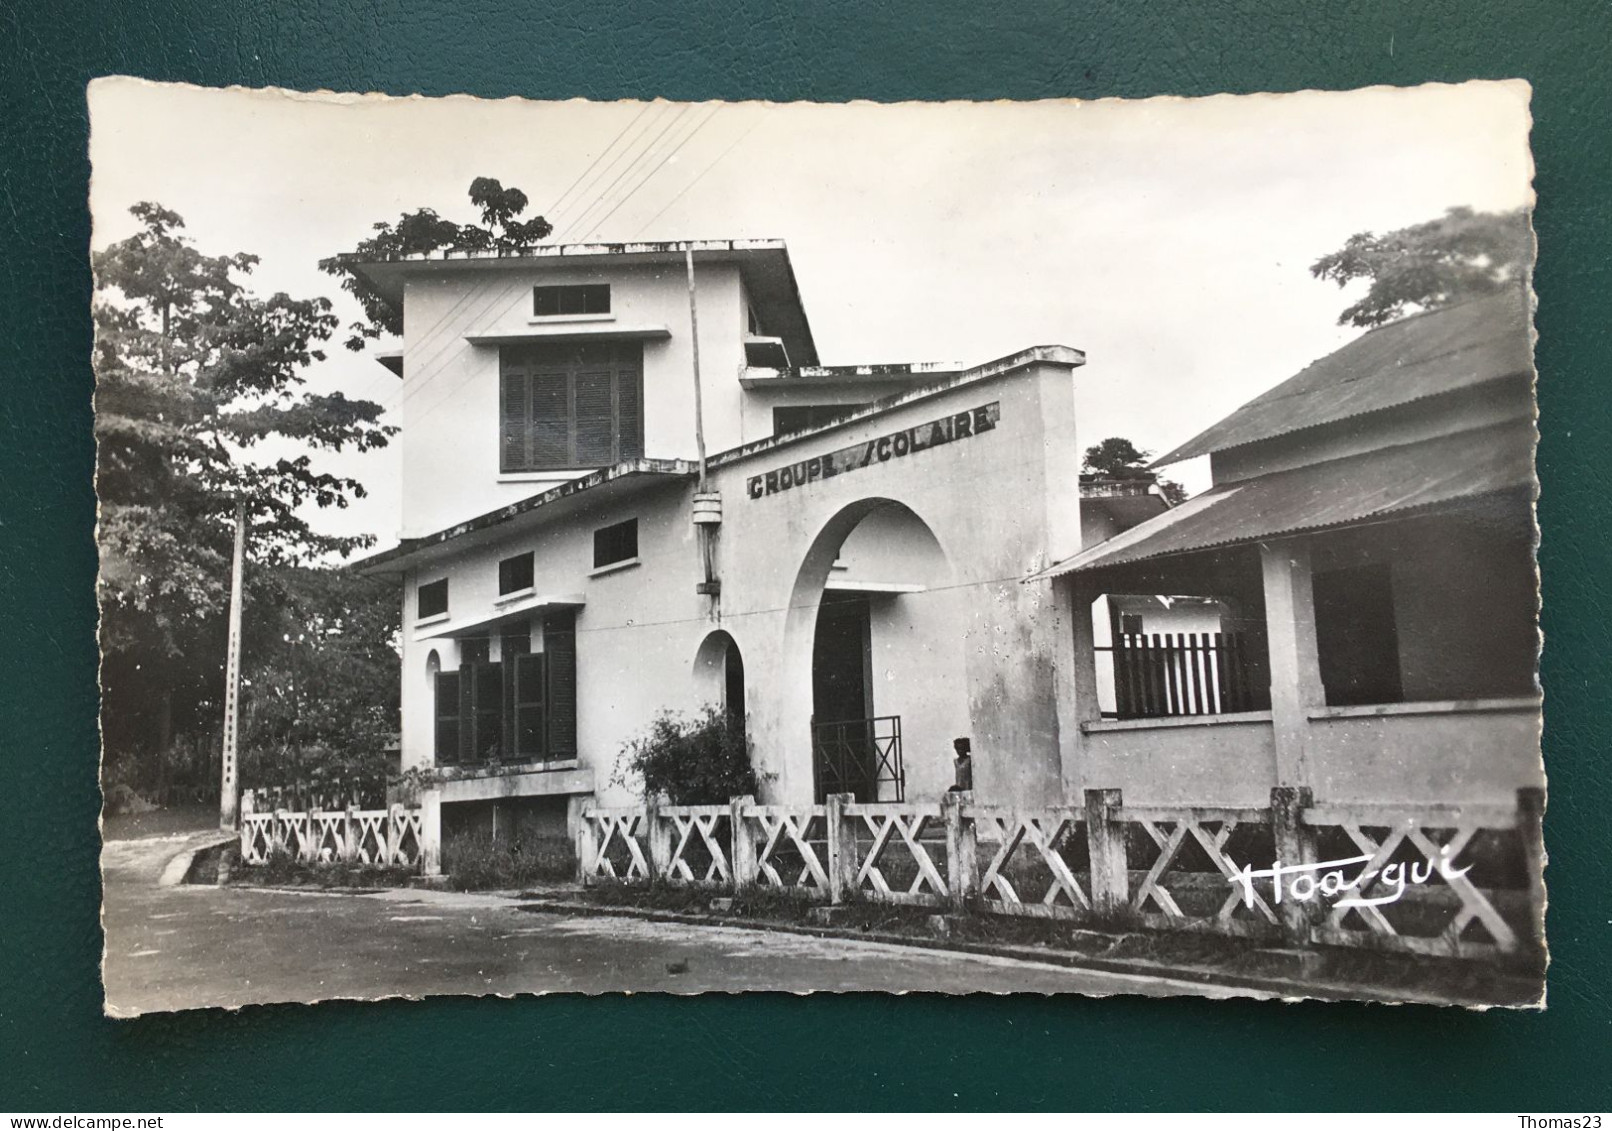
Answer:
559;104;693;238
632;110;765;237
548;103;679;234
545;102;655;220
579;104;722;241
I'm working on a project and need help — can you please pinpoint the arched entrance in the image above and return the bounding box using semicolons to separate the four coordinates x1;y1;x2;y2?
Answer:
693;630;747;736
783;499;965;803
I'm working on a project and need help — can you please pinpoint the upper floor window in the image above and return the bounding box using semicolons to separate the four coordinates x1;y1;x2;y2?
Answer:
417;578;449;620
773;403;870;436
499;551;535;595
534;284;610;317
593;518;639;569
500;341;644;472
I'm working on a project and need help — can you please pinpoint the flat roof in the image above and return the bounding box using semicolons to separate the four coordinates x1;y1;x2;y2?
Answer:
340;238;819;368
352;459;696;575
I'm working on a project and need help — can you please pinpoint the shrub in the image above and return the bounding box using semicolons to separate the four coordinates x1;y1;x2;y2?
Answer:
617;705;759;805
442;830;576;891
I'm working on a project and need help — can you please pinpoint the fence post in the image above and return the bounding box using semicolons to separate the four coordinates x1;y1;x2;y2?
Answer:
1084;788;1129;918
342;804;358;863
1271;785;1317;945
387;802;404;867
944;790;978;907
303;809;320;863
646;796;669;881
274;809;289;858
825;793;857;904
1517;786;1547;954
729;795;756;891
420;788;443;877
575;807;598;886
239;790;254;858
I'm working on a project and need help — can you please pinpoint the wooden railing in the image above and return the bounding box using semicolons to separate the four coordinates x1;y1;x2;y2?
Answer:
579;788;1545;960
238;790;427;870
1099;631;1261;719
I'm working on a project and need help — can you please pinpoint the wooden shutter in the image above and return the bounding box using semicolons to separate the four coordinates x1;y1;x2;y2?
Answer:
524;366;567;467
617;346;643;460
434;671;461;766
512;652;547;761
543;610;577;760
499;361;529;472
573;367;615;465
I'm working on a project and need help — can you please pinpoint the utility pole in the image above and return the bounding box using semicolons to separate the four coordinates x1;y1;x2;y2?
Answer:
684;245;709;492
686;246;723;598
219;499;246;829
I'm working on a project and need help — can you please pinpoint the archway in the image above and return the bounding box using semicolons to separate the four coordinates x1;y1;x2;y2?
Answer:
779;499;966;803
693;630;747;736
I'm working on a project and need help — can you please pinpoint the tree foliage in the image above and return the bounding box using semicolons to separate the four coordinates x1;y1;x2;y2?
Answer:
1081;436;1188;505
238;566;401;807
93;202;396;789
1310;205;1532;328
318;177;554;350
617;706;758;806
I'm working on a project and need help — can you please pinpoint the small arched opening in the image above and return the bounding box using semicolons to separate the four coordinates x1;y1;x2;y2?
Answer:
693;629;747;737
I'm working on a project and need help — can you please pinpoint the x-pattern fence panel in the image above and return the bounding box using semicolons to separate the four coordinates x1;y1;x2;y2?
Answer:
847;803;948;907
746;806;830;897
578;790;1542;961
1304;804;1524;958
660;805;733;886
583;808;652;883
238;805;425;869
1117;806;1279;939
967;807;1090;920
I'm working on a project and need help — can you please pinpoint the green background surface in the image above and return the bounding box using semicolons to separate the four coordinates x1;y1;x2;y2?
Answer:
4;0;1609;1112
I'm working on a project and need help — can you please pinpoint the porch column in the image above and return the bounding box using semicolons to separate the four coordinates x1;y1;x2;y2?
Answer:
1259;540;1324;786
1055;577;1102;800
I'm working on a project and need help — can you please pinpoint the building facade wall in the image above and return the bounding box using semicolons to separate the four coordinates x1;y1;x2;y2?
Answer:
397;262;746;537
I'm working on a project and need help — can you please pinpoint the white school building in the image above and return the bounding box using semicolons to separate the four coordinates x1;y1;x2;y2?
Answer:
350;241;1540;852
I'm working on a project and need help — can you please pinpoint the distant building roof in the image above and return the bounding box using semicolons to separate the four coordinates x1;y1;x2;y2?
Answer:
1154;287;1534;466
340;238;820;368
1030;418;1535;580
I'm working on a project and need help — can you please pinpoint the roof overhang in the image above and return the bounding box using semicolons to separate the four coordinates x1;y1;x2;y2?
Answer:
1030;419;1536;582
352;458;697;575
342;238;819;370
414;593;586;641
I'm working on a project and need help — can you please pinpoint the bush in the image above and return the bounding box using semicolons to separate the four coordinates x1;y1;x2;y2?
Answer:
617;705;759;805
442;831;576;891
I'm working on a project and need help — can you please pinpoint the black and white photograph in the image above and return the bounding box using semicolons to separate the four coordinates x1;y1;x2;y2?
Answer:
92;76;1544;1015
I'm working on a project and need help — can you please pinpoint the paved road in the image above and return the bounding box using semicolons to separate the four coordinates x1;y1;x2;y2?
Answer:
102;831;1267;1014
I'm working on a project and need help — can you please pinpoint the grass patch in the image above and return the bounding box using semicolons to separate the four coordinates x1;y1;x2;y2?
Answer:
231;847;415;889
442;832;575;891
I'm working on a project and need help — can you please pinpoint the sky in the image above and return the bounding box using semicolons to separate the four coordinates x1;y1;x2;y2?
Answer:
87;78;1534;556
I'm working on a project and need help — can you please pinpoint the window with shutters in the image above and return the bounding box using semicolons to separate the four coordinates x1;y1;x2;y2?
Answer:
432;613;577;767
500;341;643;472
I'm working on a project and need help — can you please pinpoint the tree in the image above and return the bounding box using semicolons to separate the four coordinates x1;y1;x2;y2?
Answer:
93;202;395;793
319;177;554;350
1310;205;1531;329
239;566;401;809
1081;436;1188;506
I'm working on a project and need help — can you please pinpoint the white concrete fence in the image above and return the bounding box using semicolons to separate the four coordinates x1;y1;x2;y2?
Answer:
579;788;1546;960
238;788;441;872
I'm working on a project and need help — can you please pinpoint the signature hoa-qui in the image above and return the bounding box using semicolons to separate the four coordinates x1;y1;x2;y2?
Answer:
1228;847;1471;910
